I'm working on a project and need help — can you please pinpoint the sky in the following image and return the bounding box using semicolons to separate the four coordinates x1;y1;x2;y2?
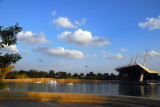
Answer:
0;0;160;74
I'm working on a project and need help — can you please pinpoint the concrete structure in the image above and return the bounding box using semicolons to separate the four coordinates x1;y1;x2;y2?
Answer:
115;50;159;84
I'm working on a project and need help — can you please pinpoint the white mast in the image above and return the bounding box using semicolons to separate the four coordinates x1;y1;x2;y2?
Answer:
143;49;148;67
135;53;138;63
130;56;133;65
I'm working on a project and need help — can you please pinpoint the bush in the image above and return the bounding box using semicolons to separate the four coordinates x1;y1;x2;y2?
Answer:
0;81;7;89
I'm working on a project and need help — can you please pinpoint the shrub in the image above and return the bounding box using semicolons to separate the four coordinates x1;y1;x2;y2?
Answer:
0;81;7;89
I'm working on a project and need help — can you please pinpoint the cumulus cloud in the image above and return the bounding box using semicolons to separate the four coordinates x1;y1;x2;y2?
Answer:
33;47;84;59
138;15;160;30
120;48;128;52
75;18;87;26
0;45;19;53
149;50;160;57
20;50;31;54
58;29;110;47
17;31;52;45
53;17;77;28
51;11;56;16
104;53;123;60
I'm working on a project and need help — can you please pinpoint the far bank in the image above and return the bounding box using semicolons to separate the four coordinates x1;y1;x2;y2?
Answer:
2;78;119;83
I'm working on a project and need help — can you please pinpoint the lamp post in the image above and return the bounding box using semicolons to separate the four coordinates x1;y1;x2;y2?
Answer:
85;66;88;78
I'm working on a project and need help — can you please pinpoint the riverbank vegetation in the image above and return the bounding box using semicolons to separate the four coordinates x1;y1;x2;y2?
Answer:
5;70;120;80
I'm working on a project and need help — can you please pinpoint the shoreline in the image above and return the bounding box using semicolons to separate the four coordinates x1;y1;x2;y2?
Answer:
0;92;159;107
2;78;119;83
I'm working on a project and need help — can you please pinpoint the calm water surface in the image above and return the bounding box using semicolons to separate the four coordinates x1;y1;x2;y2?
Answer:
6;82;160;99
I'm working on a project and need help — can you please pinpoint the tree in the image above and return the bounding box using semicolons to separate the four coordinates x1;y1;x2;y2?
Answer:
87;72;96;79
110;73;116;80
55;71;67;78
103;73;110;80
48;70;55;78
28;70;38;78
0;23;22;79
72;73;79;79
96;73;103;80
38;71;47;78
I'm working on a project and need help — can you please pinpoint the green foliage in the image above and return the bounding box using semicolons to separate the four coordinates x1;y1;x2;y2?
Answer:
5;71;28;79
28;70;39;78
0;23;22;48
0;81;7;89
48;70;55;78
5;69;120;80
0;53;22;68
55;71;67;78
0;23;22;79
38;71;47;78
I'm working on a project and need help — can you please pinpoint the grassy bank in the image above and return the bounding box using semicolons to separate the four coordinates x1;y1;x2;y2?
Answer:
2;78;119;83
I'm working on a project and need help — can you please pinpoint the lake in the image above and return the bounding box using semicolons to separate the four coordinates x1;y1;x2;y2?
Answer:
6;82;160;99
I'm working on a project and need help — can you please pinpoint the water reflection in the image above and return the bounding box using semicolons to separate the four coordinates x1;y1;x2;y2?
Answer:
119;84;160;99
6;82;160;99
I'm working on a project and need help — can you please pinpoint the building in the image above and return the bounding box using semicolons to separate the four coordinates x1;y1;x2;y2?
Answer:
115;50;159;84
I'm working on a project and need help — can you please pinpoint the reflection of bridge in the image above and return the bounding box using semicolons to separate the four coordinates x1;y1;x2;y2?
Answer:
115;50;159;84
118;84;159;98
0;92;160;106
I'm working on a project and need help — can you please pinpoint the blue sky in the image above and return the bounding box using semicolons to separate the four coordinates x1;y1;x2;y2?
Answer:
0;0;160;74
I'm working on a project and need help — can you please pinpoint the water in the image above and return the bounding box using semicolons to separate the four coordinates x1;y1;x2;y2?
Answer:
6;82;160;99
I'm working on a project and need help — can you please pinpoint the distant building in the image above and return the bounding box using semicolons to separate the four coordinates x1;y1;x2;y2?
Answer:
115;50;159;84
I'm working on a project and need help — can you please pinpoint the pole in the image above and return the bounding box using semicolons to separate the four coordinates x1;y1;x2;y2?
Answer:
143;49;148;67
130;56;133;65
135;53;138;63
85;66;88;78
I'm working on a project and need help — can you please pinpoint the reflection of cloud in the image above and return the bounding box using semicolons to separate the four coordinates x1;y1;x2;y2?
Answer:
104;53;123;60
58;29;110;47
138;15;160;30
53;17;77;28
1;45;19;53
17;31;52;45
33;47;84;59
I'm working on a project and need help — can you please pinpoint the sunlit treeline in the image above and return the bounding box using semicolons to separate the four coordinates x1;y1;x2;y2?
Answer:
6;70;120;80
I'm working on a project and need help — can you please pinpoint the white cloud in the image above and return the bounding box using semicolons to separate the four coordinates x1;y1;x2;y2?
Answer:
58;29;110;47
53;17;77;28
17;31;52;45
51;11;56;16
101;50;107;54
0;45;19;53
75;18;87;26
33;47;84;59
120;48;128;52
149;50;160;57
138;15;160;30
104;53;123;60
20;50;31;54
